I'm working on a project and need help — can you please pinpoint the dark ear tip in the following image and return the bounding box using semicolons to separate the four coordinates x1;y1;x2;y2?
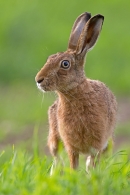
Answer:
84;12;91;20
96;14;104;21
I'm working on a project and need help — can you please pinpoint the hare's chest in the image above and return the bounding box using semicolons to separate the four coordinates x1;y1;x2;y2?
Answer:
57;102;88;147
57;99;104;153
58;101;85;128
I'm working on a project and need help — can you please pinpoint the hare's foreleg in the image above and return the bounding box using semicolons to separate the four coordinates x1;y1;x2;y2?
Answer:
48;101;60;174
86;152;101;173
47;131;59;157
48;132;59;175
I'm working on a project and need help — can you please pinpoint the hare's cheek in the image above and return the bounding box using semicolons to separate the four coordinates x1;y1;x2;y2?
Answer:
40;76;57;91
48;78;57;91
57;69;68;76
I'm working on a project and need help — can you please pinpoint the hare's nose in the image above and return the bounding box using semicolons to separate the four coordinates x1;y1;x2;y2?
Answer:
37;78;44;84
35;75;44;84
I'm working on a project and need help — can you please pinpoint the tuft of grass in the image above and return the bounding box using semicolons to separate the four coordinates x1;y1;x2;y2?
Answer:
0;147;130;195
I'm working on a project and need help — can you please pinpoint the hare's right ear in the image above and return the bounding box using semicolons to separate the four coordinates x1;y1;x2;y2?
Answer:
68;12;91;51
76;14;104;55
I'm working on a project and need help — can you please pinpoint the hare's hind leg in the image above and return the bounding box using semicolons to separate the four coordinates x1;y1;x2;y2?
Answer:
48;101;60;174
86;152;101;173
67;149;79;170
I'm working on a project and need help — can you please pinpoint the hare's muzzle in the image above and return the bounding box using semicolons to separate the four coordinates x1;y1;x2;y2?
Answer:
35;74;45;90
36;78;44;84
35;72;44;83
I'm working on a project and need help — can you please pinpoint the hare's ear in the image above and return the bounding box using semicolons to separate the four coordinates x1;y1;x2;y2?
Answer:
68;12;91;51
76;14;104;55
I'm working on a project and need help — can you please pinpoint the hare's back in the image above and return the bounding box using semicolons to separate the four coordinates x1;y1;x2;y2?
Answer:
88;79;117;129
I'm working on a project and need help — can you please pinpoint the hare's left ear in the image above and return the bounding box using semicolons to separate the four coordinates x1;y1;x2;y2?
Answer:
76;14;104;56
68;12;91;51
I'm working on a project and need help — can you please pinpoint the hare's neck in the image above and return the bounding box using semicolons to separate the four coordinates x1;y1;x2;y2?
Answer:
57;79;92;102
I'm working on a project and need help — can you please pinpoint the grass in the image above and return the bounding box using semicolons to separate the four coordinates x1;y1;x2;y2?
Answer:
0;83;129;194
0;146;130;195
0;0;130;194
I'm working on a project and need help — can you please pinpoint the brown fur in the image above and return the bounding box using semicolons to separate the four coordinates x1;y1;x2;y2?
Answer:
35;12;117;171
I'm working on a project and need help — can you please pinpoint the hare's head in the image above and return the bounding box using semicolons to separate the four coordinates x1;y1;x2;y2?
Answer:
35;12;104;92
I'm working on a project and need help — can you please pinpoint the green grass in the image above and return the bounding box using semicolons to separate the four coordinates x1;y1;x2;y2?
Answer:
0;147;130;195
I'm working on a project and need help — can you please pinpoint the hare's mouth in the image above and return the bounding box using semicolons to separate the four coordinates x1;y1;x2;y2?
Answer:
37;83;46;92
36;82;55;92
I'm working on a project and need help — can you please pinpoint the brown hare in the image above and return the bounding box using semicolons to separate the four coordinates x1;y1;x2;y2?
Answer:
35;12;117;172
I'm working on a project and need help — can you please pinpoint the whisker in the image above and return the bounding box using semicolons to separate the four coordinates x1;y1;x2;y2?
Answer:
54;91;58;99
41;92;45;108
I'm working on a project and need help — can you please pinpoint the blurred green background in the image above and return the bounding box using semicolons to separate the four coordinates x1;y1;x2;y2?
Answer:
0;0;130;154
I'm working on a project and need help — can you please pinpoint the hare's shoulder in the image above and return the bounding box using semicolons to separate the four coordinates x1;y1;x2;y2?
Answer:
87;79;117;109
87;79;113;97
87;79;107;91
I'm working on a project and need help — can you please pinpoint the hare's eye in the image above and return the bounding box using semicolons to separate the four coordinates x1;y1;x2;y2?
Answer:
61;60;70;69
